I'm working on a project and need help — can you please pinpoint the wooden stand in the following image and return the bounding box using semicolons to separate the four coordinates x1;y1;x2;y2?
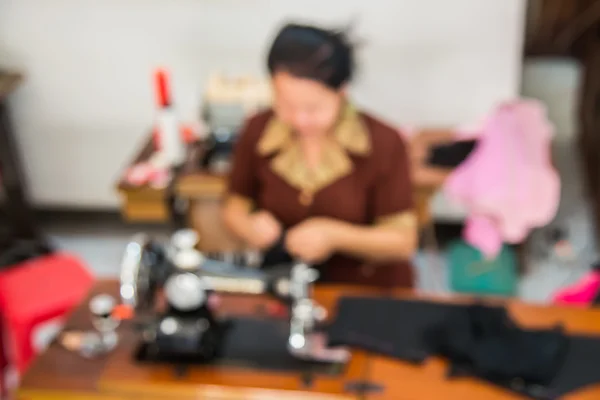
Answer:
115;139;172;223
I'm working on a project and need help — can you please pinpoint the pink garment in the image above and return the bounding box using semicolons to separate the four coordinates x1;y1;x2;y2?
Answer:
462;215;504;258
444;100;560;258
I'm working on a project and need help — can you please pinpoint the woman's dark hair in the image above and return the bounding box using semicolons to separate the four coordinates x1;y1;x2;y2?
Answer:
267;23;355;90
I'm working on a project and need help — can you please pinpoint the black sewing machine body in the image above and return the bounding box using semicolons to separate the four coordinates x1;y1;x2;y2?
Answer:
120;233;344;370
142;304;225;363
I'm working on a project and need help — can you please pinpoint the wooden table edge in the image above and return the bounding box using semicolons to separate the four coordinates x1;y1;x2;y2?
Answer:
97;381;357;400
18;388;352;400
17;389;127;400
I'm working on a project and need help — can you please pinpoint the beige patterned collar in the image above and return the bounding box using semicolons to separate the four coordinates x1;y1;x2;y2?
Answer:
257;104;371;156
256;104;371;205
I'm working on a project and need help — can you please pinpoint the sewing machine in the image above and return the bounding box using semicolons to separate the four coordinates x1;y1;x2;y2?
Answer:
119;231;347;370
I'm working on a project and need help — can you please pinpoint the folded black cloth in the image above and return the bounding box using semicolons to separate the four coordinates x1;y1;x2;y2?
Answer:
327;297;600;399
436;334;600;399
327;296;462;363
424;304;568;399
549;335;600;398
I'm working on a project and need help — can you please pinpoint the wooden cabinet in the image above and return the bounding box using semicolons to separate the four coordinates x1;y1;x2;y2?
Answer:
115;140;171;223
117;187;170;222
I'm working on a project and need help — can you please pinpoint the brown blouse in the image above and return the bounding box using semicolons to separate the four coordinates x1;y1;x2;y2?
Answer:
227;104;416;288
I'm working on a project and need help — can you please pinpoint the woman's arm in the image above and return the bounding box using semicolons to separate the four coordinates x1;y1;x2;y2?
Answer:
222;195;256;245
285;216;417;264
332;219;417;261
221;112;281;249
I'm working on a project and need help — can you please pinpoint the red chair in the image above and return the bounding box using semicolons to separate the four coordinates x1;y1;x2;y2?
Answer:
0;252;94;376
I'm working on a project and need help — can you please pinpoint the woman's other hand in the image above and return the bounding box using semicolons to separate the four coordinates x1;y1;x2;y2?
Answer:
285;218;341;263
249;210;282;250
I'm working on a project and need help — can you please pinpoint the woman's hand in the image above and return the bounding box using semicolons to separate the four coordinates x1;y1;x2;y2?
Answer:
285;218;342;263
248;210;282;250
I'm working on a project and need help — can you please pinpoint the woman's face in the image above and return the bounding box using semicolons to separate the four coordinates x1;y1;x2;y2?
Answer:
272;71;345;137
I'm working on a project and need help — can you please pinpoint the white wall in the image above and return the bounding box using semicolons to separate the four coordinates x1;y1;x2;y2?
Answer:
521;59;598;258
0;0;526;208
522;59;586;219
522;59;581;143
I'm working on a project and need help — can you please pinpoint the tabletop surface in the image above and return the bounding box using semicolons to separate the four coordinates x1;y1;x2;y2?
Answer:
18;280;600;400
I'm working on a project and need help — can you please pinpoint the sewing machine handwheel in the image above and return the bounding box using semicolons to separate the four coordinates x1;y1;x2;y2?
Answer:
121;234;169;313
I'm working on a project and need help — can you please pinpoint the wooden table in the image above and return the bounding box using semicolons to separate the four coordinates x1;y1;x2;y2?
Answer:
18;280;600;399
18;280;373;400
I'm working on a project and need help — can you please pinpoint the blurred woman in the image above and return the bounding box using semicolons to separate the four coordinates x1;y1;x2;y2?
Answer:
222;23;417;288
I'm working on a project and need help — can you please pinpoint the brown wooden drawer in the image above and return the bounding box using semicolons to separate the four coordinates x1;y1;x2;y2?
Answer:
118;193;169;222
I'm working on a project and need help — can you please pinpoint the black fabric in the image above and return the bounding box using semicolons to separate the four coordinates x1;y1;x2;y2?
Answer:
424;304;568;399
445;335;600;399
260;233;327;272
261;234;293;268
327;296;462;363
327;296;600;399
427;139;478;168
548;335;600;397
